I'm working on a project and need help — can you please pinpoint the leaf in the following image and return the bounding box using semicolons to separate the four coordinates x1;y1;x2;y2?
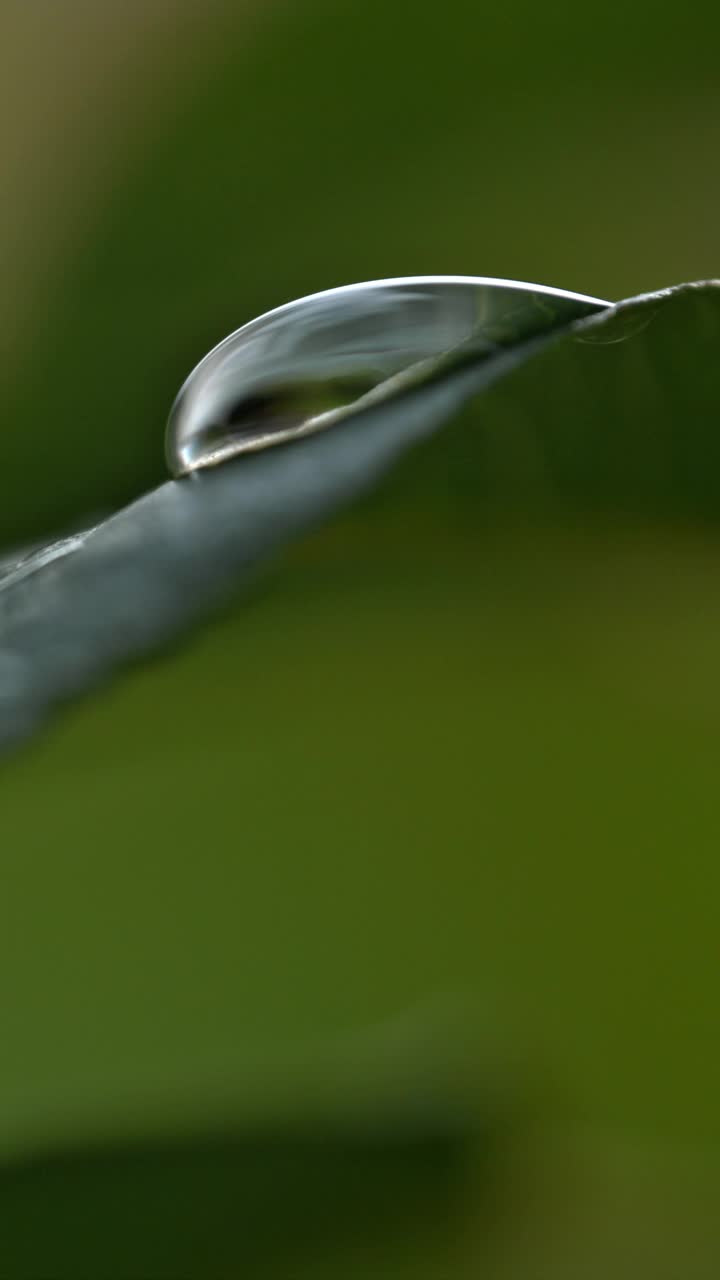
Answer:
0;281;605;752
3;281;720;752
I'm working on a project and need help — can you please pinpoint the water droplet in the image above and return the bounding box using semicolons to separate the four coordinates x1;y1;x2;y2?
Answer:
166;276;609;477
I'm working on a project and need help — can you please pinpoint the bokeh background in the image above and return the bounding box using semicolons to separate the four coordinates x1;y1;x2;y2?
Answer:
1;1;719;1275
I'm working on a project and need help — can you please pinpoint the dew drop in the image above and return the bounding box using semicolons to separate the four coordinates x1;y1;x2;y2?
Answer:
166;276;609;477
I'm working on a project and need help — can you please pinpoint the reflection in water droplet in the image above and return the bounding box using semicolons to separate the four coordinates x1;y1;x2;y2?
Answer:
166;276;610;477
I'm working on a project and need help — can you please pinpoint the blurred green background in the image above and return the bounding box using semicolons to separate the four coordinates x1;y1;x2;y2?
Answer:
1;1;719;1275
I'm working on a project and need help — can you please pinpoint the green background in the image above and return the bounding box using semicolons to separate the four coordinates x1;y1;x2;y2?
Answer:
1;1;719;1274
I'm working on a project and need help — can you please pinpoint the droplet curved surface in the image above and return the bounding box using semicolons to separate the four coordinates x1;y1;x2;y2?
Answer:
166;276;610;476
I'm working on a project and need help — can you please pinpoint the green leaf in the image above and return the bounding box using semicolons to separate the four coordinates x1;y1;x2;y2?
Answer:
2;281;718;752
0;279;605;751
